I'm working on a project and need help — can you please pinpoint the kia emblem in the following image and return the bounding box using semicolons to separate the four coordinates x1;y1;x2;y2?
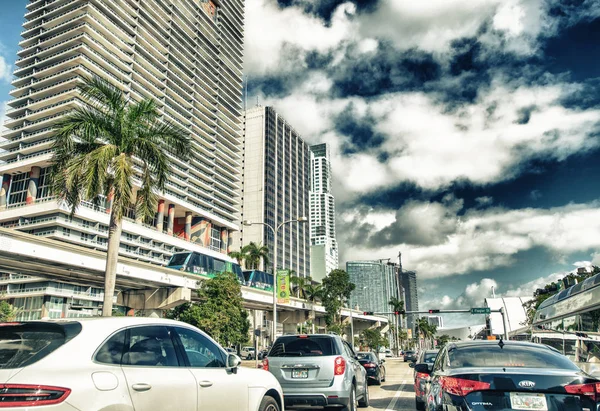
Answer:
518;380;535;388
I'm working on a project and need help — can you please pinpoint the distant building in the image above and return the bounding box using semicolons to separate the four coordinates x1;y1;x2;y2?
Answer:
400;270;419;330
235;106;312;277
347;260;399;315
309;143;338;282
427;316;444;329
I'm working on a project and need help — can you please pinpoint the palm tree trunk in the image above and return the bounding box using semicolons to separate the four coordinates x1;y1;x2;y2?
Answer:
102;208;122;317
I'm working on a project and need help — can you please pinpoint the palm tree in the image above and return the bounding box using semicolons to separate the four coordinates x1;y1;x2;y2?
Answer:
290;274;308;299
389;297;404;354
228;250;246;269
304;282;323;333
50;76;190;317
241;242;269;270
416;317;437;349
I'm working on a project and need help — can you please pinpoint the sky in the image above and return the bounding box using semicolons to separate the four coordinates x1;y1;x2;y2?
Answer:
1;0;599;327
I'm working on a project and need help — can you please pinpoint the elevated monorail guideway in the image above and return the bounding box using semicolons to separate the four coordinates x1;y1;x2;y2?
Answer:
0;228;387;328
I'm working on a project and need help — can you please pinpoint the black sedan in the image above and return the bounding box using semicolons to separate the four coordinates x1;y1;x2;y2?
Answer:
416;340;600;410
404;350;418;362
357;351;386;385
410;349;439;410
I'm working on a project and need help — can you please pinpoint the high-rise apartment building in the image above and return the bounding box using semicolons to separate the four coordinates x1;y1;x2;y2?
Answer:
309;143;338;282
0;0;244;272
347;260;399;316
235;106;311;277
400;270;419;330
427;316;443;329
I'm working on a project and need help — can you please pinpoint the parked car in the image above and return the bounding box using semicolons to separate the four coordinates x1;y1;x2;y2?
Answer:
0;317;284;411
403;350;417;362
241;346;256;360
258;348;270;360
264;333;369;410
357;351;386;385
385;349;394;358
410;349;439;410
416;340;600;411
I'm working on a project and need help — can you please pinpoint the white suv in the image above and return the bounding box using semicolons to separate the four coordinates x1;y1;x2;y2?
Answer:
0;317;283;411
241;346;256;359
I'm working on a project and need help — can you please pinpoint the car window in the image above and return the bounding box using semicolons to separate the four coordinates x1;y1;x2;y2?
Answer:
95;329;127;365
423;352;438;364
342;341;355;358
269;336;339;357
432;348;445;372
123;326;179;367
174;327;226;368
448;344;580;370
0;322;82;369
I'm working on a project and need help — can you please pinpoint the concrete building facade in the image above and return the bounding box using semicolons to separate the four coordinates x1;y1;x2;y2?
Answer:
347;260;400;316
0;0;245;316
427;315;444;329
235;106;311;277
309;143;338;282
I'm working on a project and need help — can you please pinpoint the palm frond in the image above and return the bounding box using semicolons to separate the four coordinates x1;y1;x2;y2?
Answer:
79;76;126;117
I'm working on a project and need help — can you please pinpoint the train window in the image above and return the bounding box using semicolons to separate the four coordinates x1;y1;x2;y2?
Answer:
213;258;226;273
556;289;569;301
168;253;189;267
593;274;600;286
570;283;583;295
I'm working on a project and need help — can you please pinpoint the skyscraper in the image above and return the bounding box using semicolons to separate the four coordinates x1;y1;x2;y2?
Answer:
400;270;419;330
347;260;399;315
309;143;338;282
0;1;244;266
235;106;311;277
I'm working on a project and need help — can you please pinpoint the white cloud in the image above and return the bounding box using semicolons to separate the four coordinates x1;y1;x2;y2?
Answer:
592;253;600;266
0;55;11;83
339;200;600;279
504;272;563;297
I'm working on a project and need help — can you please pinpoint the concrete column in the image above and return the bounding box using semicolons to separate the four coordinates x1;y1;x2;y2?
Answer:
184;212;192;240
0;174;11;210
156;199;165;232
25;166;41;205
167;204;175;235
220;227;228;253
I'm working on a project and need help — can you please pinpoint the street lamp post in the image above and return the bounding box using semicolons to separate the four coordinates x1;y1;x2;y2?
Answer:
243;216;308;342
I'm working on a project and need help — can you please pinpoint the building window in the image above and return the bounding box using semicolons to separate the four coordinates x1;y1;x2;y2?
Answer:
8;172;28;205
37;167;51;200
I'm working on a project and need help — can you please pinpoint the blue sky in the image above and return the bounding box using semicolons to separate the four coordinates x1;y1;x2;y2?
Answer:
1;0;599;327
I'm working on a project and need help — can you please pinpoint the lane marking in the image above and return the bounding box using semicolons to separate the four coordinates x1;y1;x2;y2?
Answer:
385;380;406;411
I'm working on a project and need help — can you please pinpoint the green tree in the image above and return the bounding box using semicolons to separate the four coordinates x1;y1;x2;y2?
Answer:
290;274;309;299
228;250;246;269
361;328;384;352
417;317;437;348
241;242;269;270
304;281;323;333
50;76;190;317
0;301;18;322
437;334;451;347
388;296;405;354
166;272;250;347
321;269;355;330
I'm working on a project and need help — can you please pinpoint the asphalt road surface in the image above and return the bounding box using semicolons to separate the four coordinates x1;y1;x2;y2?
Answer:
242;358;416;410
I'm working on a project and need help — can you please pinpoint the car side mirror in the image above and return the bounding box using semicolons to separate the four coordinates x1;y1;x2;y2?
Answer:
226;354;242;374
409;362;415;368
414;363;430;374
381;359;385;363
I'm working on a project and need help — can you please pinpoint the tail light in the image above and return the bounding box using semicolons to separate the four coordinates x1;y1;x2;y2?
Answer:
262;358;269;371
334;356;346;376
0;384;71;407
440;376;490;397
565;383;600;401
416;372;429;380
363;363;377;368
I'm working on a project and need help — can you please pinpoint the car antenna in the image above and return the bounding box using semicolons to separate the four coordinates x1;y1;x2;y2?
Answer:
498;338;505;349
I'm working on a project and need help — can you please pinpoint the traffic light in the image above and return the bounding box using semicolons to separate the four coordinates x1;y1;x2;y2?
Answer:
363;311;374;315
428;309;440;314
394;310;405;315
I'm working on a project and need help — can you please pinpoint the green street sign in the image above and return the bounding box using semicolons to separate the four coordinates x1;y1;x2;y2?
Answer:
471;307;491;314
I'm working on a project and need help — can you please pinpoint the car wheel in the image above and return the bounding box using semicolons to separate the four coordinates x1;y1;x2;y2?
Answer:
358;384;369;408
258;395;280;411
374;374;382;386
381;368;386;382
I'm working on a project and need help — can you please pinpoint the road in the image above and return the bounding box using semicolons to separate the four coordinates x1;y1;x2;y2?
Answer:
242;358;416;410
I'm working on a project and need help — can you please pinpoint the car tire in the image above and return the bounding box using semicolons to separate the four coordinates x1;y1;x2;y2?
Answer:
415;398;425;411
381;369;386;382
358;384;369;408
339;385;357;411
374;374;382;386
258;395;280;411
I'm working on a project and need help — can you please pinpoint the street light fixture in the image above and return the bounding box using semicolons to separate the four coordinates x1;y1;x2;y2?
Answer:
242;216;308;342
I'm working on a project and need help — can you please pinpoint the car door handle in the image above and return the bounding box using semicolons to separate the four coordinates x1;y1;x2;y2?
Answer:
132;383;152;392
199;381;213;388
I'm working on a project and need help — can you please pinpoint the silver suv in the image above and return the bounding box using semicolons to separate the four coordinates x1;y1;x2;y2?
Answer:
263;334;369;410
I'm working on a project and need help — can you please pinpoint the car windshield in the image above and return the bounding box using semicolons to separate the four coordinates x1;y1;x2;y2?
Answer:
268;336;339;357
423;352;438;363
0;322;82;369
449;344;580;370
357;352;377;362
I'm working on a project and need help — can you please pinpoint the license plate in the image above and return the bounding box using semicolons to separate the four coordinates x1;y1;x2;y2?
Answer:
292;369;308;379
510;393;548;410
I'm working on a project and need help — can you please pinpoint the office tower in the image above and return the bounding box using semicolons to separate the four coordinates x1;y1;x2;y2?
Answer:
235;106;311;277
0;0;244;270
347;260;399;315
309;143;338;282
400;270;419;330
